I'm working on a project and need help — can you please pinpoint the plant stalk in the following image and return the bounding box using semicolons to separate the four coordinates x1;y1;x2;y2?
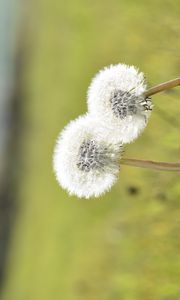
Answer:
144;77;180;98
120;158;180;172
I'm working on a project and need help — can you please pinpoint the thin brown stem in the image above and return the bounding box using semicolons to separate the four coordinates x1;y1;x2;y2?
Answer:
144;77;180;98
120;158;180;172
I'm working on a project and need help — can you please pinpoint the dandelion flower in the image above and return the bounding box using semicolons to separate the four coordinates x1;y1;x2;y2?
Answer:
87;64;153;144
53;114;122;199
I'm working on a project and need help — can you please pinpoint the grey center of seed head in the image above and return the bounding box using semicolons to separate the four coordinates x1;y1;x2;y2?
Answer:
110;90;139;119
77;140;106;172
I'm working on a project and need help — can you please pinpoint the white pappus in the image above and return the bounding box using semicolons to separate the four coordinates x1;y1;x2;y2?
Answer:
53;114;123;199
87;64;153;144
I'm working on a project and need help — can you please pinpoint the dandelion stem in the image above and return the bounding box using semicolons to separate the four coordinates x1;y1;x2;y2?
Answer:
121;158;180;172
144;77;180;98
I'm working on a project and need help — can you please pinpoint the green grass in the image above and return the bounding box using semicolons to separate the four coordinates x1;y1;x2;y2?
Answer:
1;0;180;299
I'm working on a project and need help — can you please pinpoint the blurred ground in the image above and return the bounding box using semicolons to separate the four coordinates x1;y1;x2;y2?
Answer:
0;0;180;299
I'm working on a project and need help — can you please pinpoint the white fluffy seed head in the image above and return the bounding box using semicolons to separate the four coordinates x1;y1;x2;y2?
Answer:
53;114;122;199
87;64;153;144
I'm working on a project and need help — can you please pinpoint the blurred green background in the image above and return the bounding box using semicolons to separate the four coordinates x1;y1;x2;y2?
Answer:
0;0;180;299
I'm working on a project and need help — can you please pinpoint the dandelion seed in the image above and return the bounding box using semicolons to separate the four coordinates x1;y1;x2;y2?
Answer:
87;64;153;144
53;114;122;199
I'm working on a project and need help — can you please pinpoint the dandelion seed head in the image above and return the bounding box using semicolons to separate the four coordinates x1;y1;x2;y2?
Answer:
87;64;153;144
110;90;151;119
53;114;122;199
